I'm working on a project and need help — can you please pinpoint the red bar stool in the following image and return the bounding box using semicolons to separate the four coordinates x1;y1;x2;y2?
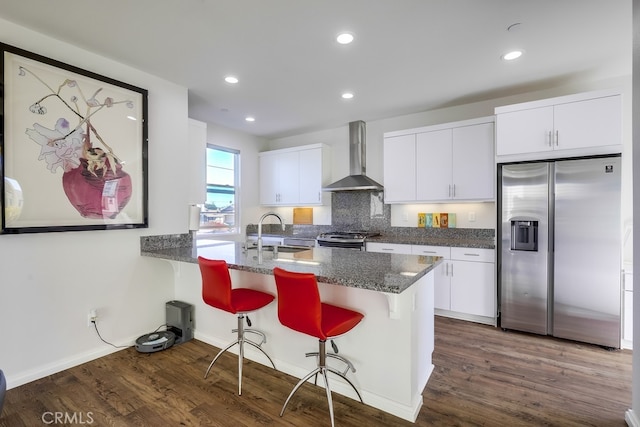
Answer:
273;267;364;427
198;257;276;395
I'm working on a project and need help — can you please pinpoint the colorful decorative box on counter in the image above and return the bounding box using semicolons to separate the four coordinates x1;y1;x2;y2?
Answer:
418;212;456;228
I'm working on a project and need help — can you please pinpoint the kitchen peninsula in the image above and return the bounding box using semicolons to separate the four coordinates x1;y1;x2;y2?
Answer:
141;234;441;422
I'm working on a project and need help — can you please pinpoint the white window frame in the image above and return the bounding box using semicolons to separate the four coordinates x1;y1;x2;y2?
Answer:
199;144;240;236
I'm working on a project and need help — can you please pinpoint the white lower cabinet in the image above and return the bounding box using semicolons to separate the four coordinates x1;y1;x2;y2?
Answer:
365;242;413;254
449;248;495;318
411;245;451;310
369;243;496;324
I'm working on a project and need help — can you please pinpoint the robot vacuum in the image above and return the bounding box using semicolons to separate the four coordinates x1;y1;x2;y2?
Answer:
135;330;175;353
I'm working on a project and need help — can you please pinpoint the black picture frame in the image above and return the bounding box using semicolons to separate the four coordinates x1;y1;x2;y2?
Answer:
1;42;148;234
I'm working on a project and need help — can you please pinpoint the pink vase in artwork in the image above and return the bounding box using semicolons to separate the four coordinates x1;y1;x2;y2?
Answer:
62;158;132;219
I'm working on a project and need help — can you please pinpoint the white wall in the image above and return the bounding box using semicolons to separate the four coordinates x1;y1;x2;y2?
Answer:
0;18;190;388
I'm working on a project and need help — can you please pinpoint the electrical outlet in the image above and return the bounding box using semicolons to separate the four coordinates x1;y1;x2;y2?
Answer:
87;309;97;327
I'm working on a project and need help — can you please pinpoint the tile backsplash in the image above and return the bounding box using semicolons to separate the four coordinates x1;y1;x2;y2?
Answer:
331;191;390;231
247;190;494;242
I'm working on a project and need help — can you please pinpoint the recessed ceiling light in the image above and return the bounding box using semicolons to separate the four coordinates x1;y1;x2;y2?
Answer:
245;116;255;122
336;32;354;44
502;50;523;61
341;92;354;99
225;76;239;84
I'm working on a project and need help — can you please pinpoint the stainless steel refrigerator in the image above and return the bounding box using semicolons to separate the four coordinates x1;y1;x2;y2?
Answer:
499;156;621;348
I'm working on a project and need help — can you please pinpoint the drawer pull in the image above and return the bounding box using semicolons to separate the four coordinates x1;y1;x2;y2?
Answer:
464;253;480;256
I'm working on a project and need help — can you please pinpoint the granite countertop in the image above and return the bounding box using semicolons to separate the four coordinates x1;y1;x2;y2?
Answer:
141;239;441;294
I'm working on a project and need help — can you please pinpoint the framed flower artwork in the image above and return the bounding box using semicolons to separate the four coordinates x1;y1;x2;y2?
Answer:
1;43;148;233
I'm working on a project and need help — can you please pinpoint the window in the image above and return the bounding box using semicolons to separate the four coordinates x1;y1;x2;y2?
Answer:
200;145;239;234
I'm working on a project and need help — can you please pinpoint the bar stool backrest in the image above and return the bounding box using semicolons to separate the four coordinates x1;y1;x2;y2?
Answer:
198;257;234;313
273;267;325;339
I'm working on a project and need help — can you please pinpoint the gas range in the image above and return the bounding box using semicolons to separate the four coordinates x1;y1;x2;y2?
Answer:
316;230;381;250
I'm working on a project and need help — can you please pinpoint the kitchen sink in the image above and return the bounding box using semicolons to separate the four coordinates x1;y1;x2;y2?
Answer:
246;244;312;253
265;245;311;253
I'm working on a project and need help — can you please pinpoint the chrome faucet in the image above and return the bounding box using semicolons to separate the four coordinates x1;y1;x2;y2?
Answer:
257;212;285;253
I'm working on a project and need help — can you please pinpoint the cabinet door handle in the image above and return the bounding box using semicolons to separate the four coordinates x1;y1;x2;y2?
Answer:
382;248;394;252
452;184;456;198
464;253;480;257
448;184;452;197
318;192;321;202
555;130;559;146
422;250;437;254
451;263;454;277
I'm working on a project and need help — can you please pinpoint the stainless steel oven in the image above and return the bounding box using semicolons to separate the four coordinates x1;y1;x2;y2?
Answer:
316;231;380;251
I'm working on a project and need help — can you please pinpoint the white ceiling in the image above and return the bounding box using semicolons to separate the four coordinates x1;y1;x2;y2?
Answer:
0;0;631;139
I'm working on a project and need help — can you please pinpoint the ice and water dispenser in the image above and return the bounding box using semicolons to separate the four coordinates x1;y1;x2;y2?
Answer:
511;220;538;251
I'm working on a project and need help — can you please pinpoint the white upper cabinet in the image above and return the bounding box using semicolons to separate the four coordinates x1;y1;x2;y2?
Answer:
416;123;495;201
495;90;622;161
495;106;554;156
383;134;416;203
416;129;452;201
298;147;325;205
452;122;495;200
259;150;298;205
553;96;621;150
384;116;495;203
259;144;329;206
259;152;280;205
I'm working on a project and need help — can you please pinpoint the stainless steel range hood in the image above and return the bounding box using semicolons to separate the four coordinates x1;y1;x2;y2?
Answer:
322;120;384;192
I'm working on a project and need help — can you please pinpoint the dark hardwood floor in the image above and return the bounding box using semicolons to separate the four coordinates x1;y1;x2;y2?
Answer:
1;316;632;426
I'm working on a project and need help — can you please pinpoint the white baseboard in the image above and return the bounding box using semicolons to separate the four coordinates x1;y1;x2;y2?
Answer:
626;409;640;426
6;335;137;390
435;309;496;326
194;330;424;422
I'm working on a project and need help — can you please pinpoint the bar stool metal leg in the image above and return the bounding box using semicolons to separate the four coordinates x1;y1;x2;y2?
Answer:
280;340;363;427
204;314;276;396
